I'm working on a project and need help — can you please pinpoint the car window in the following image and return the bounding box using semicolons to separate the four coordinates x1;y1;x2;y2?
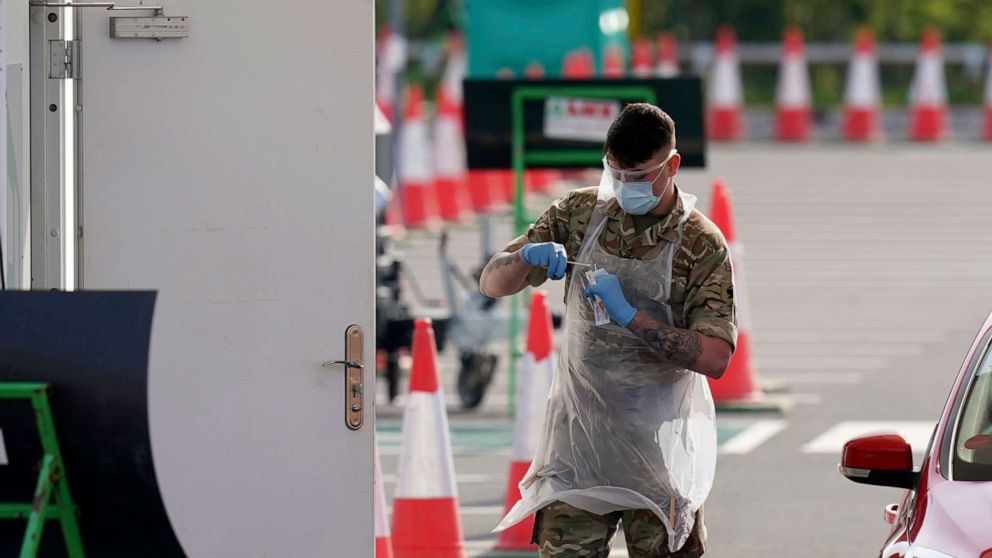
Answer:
953;343;992;481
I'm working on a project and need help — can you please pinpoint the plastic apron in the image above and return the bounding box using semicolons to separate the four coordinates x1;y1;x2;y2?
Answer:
496;180;717;553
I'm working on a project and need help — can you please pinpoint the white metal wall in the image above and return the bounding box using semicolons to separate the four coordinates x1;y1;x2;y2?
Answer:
78;1;375;554
3;0;30;289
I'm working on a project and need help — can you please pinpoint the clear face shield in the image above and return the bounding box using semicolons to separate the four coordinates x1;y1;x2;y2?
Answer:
602;148;678;183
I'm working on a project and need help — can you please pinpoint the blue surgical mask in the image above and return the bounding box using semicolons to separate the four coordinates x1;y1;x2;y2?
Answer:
605;149;677;215
614;173;665;215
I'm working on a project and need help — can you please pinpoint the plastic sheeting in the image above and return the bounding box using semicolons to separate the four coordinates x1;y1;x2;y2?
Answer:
497;188;716;552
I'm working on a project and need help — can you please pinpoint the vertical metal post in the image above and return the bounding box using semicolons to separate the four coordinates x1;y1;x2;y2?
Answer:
29;4;66;290
71;8;83;288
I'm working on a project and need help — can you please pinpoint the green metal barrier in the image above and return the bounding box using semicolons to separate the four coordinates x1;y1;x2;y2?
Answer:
506;86;657;415
0;383;85;558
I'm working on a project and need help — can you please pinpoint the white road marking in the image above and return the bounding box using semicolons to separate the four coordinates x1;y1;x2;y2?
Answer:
720;420;787;455
754;344;923;357
802;421;936;454
771;372;862;384
785;392;823;405
379;446;511;457
758;356;888;371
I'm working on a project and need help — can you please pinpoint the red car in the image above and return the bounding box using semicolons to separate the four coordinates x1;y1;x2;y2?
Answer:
840;312;992;558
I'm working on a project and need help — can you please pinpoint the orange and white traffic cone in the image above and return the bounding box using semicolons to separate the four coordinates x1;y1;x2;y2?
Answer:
434;86;467;222
656;31;680;77
392;318;466;558
632;37;654;78
708;26;744;141
467;171;495;213
843;27;883;142
495;169;515;206
495;291;555;551
984;41;992;141
376;26;406;123
707;180;765;408
775;26;812;141
398;85;436;229
908;27;949;141
562;47;595;79
375;445;394;558
602;43;626;78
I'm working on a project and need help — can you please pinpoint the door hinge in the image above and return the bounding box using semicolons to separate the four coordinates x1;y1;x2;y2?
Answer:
49;40;81;80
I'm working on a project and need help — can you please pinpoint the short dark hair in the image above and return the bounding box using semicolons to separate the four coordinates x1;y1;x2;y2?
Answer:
603;103;676;168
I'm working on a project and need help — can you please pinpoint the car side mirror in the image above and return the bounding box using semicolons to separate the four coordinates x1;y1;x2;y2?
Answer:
839;431;918;489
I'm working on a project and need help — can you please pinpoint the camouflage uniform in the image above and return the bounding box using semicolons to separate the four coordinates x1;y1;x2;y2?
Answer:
502;185;737;350
533;501;707;558
502;185;736;557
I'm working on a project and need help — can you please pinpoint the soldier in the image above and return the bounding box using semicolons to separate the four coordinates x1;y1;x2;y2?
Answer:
481;103;736;557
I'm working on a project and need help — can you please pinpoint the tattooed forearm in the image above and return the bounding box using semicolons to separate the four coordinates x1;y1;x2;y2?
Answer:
626;312;703;370
490;252;520;269
479;251;532;298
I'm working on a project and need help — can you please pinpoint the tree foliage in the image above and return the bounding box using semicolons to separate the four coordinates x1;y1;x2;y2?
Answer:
641;0;992;42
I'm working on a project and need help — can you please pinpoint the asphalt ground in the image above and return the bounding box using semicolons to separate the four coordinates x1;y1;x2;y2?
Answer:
376;143;992;557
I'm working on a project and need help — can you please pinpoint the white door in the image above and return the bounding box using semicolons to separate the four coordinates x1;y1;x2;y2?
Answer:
77;1;374;555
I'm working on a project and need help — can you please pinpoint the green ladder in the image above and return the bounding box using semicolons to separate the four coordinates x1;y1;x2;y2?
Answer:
0;383;85;558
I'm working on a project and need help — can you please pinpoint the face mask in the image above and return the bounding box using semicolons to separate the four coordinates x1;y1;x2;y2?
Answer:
605;149;677;215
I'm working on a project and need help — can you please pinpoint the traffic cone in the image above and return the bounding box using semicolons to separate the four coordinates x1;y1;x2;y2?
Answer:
708;26;744;141
656;31;679;77
398;85;436;229
495;169;515;205
495;291;555;551
775;26;812;141
376;26;406;123
439;31;466;121
392;318;466;558
984;41;992;141
707;180;764;407
375;445;394;558
602;43;626;78
908;27;948;141
562;48;595;79
843;27;883;142
632;37;654;77
434;84;467;222
467;171;495;213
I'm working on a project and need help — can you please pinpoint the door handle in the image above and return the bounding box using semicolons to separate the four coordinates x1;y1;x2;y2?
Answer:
322;360;363;369
322;325;364;430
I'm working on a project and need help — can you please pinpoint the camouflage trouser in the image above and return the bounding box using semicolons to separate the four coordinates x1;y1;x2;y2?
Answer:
532;501;707;558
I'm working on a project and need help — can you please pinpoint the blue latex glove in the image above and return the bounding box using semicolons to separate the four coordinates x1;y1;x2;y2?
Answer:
584;273;637;327
520;242;567;280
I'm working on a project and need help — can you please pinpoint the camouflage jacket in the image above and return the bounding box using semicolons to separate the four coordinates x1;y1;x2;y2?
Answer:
502;185;738;350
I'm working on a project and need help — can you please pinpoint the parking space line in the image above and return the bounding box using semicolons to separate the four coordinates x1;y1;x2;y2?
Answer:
759;356;888;371
802;421;935;454
719;420;787;455
779;372;862;384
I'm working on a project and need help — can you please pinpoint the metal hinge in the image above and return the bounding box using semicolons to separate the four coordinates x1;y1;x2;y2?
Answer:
49;40;81;80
